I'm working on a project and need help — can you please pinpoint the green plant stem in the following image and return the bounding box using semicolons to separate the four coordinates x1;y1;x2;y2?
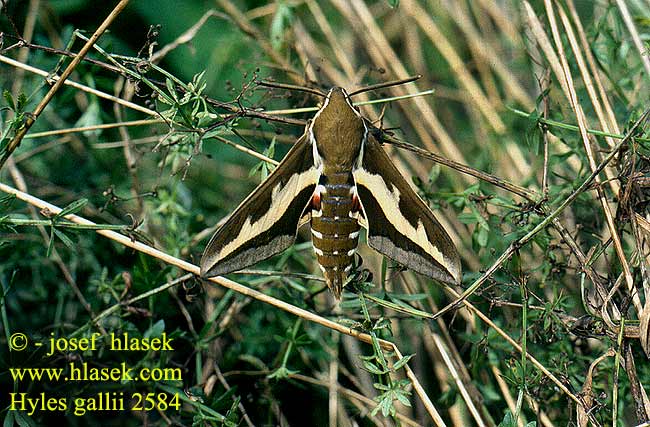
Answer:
364;293;434;319
282;319;302;369
517;278;528;426
1;217;131;231
508;106;650;143
358;292;388;371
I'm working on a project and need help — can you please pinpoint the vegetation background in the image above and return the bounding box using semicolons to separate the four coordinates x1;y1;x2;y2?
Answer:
1;0;649;426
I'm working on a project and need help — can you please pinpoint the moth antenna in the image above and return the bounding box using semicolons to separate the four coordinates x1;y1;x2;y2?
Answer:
348;75;422;97
257;80;327;98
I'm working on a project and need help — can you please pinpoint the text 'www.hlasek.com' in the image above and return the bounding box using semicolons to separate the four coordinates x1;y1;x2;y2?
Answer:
8;331;183;416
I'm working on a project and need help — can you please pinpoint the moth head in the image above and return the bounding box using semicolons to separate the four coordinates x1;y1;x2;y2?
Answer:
310;87;366;169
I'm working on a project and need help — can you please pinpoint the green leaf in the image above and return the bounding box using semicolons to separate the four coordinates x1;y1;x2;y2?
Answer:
74;98;102;138
371;392;393;417
379;395;393;417
195;111;219;128
428;163;441;182
364;293;433;318
267;366;298;380
56;198;88;218
53;228;75;249
363;360;386;375
387;0;399;7
386;292;427;302
0;194;15;214
46;226;55;257
497;411;516;427
166;78;178;102
3;90;15;111
158;384;226;421
394;389;411;406
372;382;389;391
250;138;276;180
190;71;207;94
458;211;480;224
144;319;166;339
3;412;13;427
294;333;311;346
16;93;27;111
476;225;489;247
12;411;36;427
392;353;415;370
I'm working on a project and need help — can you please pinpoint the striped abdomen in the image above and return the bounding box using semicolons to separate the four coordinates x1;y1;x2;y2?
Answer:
311;172;360;298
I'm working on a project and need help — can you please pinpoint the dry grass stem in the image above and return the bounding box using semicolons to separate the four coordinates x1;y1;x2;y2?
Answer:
0;54;156;115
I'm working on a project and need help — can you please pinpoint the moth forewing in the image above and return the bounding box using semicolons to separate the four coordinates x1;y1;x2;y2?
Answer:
200;133;319;278
352;133;461;285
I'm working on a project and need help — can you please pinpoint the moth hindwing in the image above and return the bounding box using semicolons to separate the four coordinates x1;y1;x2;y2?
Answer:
201;86;461;298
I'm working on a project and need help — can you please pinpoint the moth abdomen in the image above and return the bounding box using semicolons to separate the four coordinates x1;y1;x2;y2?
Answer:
310;173;360;297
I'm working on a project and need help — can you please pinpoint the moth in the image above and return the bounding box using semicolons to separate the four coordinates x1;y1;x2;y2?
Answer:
200;83;461;298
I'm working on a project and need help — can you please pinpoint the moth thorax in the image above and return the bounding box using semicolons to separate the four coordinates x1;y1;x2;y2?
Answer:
311;93;364;170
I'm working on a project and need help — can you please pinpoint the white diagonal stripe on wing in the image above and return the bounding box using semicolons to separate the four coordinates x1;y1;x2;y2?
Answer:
215;167;319;262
